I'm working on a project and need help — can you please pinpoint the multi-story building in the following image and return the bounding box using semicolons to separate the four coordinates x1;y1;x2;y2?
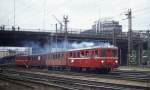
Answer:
0;47;32;58
81;20;122;34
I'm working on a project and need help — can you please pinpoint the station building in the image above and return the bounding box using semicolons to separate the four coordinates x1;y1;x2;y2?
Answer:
0;47;32;58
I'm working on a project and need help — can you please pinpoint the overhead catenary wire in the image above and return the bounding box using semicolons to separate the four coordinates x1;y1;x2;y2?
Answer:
43;0;47;30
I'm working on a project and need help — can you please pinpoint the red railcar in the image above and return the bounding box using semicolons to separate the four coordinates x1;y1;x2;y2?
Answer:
46;52;67;69
16;55;29;67
66;47;118;72
16;54;46;68
27;54;46;67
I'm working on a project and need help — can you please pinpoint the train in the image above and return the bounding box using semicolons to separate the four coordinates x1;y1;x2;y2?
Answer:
0;46;119;73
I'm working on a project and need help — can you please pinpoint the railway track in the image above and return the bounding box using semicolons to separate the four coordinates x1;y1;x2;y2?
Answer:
8;67;150;82
0;68;149;90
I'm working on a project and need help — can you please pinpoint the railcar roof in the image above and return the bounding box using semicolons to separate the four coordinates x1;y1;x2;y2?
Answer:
68;46;118;51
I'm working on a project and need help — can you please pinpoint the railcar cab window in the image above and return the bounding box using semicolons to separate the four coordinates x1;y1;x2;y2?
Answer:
91;50;98;57
101;49;106;57
77;52;80;58
85;50;90;57
57;53;59;60
73;52;76;58
95;50;98;57
112;49;117;57
69;52;73;57
80;51;84;57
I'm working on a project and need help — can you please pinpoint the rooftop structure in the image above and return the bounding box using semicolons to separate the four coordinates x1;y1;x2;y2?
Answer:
82;20;122;34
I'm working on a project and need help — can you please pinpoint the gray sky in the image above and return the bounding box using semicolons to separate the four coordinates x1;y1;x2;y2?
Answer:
0;0;150;32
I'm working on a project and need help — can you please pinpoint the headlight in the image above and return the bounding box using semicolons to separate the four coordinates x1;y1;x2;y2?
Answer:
101;60;104;63
71;60;74;63
115;60;118;63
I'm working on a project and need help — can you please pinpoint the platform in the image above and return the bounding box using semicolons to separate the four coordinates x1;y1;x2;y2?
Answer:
117;66;150;72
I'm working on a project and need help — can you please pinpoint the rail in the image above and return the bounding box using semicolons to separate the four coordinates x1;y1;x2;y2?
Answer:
0;68;149;90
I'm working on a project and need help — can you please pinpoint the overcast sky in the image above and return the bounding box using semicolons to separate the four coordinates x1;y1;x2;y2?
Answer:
0;0;150;32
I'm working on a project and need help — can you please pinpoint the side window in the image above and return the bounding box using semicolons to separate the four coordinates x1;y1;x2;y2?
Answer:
58;53;61;60
60;54;62;59
34;56;36;60
91;50;94;57
69;52;72;57
61;54;64;59
55;54;57;60
51;54;54;60
50;54;52;59
48;55;50;59
58;54;60;60
73;52;76;58
54;54;56;60
56;54;58;60
95;50;98;57
48;54;49;60
77;52;80;57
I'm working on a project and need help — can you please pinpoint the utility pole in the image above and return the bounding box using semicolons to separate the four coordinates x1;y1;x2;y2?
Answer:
98;20;100;34
138;33;143;65
50;33;53;52
55;23;58;51
147;30;150;65
43;0;46;30
13;0;16;26
96;20;100;34
63;15;69;50
95;21;98;34
125;9;132;66
113;21;116;46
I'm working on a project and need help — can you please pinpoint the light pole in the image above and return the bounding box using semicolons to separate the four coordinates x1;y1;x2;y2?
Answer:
125;9;132;66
